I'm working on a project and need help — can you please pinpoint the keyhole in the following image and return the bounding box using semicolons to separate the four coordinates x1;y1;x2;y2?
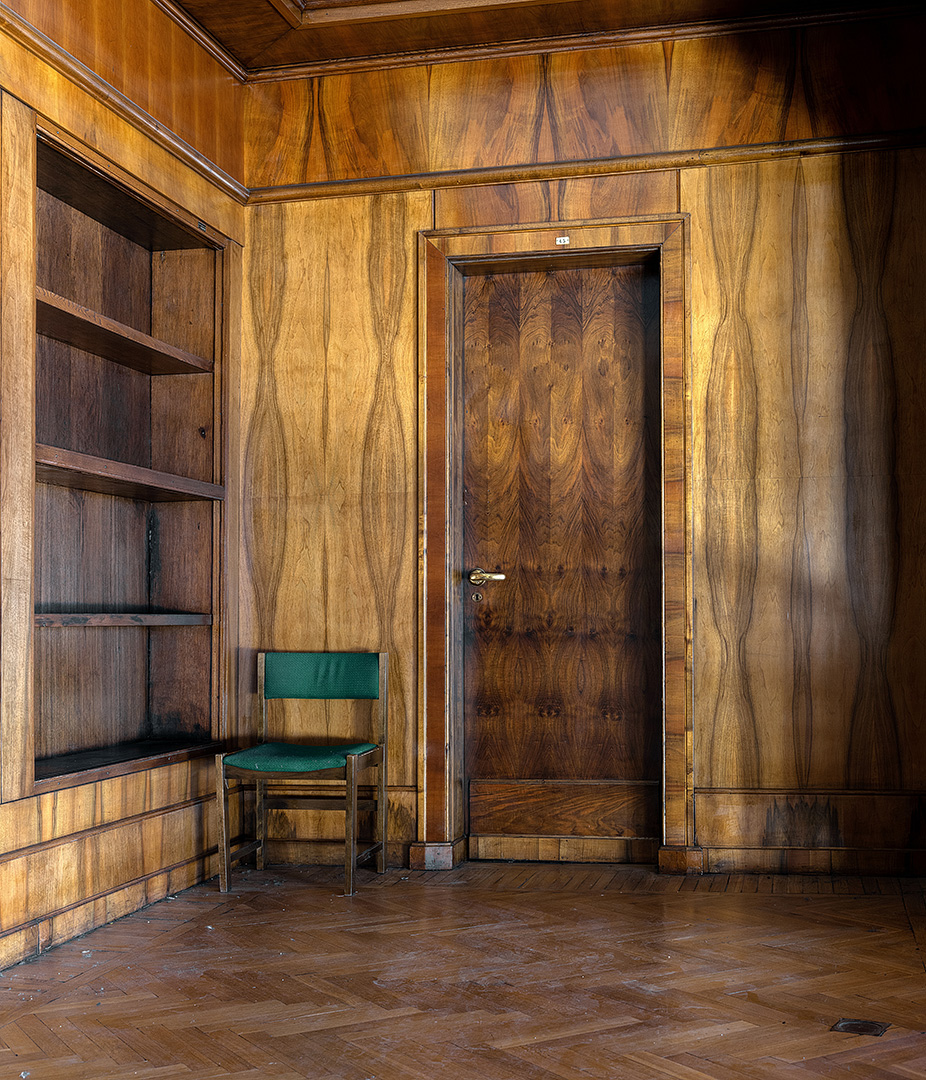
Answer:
472;592;483;603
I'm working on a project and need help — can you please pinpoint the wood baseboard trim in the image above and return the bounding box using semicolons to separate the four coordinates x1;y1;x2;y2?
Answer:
658;846;704;874
408;839;467;870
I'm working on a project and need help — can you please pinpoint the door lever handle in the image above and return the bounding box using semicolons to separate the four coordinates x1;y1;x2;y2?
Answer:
468;568;506;586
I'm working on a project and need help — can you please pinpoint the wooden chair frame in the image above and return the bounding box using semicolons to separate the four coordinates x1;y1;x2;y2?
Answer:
216;651;388;895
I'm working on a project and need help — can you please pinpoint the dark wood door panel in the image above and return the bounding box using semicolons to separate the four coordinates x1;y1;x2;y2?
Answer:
470;780;660;838
462;262;662;850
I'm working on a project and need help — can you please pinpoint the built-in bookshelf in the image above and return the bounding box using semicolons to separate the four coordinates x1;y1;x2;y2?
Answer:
32;136;226;785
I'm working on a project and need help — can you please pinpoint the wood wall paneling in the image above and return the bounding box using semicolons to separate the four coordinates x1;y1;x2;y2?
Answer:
244;16;926;191
0;18;244;242
434;172;678;229
239;193;431;856
685;148;926;860
2;0;243;181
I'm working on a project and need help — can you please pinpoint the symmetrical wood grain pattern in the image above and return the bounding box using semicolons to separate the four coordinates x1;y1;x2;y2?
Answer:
244;15;926;189
239;192;430;857
435;172;678;229
461;265;662;849
3;865;926;1076
686;148;926;865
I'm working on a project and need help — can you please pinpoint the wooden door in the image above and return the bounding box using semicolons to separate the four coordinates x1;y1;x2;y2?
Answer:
462;260;663;861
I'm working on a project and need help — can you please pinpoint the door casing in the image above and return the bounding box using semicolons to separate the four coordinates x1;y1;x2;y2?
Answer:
413;217;697;873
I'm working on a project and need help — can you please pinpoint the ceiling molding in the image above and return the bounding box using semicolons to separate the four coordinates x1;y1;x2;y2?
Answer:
299;0;581;28
243;4;915;81
268;0;305;28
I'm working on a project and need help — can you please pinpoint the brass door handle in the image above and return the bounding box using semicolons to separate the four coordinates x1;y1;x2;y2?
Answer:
468;568;506;586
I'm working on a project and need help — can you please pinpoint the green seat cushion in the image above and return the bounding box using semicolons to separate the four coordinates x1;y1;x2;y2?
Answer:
263;652;380;700
225;741;377;772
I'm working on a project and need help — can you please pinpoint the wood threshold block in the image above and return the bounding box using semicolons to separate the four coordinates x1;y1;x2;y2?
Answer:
33;739;221;788
35;444;225;501
34;612;213;627
36;288;212;375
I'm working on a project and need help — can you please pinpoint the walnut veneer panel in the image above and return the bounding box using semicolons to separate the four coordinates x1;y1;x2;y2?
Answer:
686;148;926;802
3;0;242;181
462;267;662;804
435;172;678;228
245;15;924;188
239;193;431;823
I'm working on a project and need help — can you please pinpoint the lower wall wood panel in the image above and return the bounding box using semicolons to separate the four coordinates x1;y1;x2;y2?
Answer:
695;792;926;852
0;759;221;967
703;848;926;876
0;795;216;932
0;854;214;971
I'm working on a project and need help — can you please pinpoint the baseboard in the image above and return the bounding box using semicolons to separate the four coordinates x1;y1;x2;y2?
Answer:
408;839;467;870
658;845;704;874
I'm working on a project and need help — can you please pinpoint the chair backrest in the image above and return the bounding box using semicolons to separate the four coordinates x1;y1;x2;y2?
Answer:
257;652;388;745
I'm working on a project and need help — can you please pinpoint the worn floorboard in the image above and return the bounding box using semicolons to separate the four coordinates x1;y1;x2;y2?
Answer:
2;863;926;1078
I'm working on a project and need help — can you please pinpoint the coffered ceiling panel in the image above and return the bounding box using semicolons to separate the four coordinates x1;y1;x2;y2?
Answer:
165;0;880;75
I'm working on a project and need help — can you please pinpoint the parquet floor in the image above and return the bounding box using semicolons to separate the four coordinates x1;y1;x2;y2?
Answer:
2;863;926;1078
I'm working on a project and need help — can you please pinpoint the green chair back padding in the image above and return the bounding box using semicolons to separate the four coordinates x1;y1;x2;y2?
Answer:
224;741;377;772
263;652;380;700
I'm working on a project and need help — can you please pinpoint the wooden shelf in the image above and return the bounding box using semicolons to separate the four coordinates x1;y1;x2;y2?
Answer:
35;444;224;502
37;288;212;376
35;612;213;627
34;739;220;789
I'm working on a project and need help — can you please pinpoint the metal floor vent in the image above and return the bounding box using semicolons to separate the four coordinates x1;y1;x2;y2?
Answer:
831;1019;890;1036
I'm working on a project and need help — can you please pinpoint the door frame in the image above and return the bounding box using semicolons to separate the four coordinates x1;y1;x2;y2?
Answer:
411;217;698;873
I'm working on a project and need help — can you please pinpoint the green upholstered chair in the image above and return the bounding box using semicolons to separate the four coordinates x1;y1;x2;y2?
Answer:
216;651;388;896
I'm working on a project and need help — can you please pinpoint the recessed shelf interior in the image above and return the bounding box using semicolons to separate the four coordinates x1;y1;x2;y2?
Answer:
32;136;224;779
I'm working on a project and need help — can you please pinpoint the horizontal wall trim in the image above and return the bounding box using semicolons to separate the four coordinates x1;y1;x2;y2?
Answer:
697;788;926;797
0;794;213;866
245;5;919;81
246;130;926;204
0;2;248;203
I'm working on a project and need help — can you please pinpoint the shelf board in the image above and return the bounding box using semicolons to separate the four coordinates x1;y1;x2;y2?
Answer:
37;288;212;375
34;739;220;790
37;138;213;252
35;444;225;502
35;612;213;627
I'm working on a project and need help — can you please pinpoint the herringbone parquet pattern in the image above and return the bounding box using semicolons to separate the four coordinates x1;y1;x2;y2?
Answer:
2;864;925;1078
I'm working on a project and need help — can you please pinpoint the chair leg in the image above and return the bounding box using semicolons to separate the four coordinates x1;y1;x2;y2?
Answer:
376;755;387;874
215;755;231;893
256;779;266;871
345;754;358;896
